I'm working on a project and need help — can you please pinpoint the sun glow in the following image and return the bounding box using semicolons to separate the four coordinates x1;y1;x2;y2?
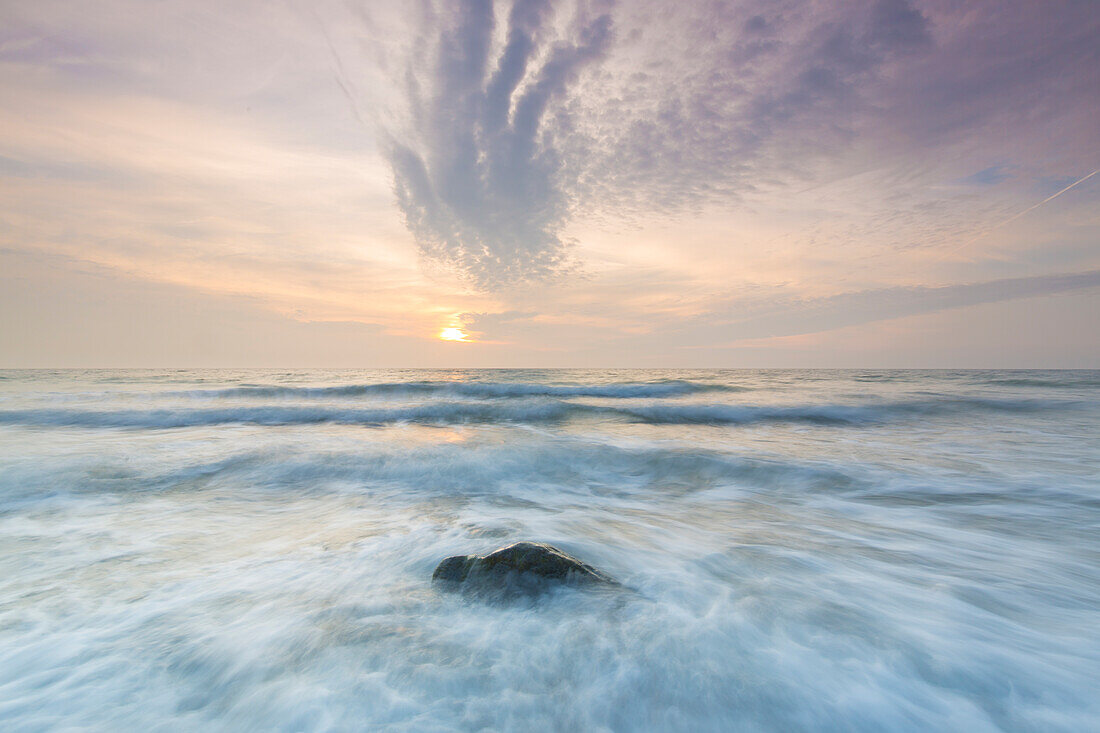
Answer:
439;327;470;342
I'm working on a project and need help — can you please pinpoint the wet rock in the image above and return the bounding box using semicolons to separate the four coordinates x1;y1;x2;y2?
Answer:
432;541;617;598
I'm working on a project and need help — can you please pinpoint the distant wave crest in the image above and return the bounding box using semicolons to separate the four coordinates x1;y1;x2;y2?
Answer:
171;379;738;400
980;376;1100;388
0;397;1082;430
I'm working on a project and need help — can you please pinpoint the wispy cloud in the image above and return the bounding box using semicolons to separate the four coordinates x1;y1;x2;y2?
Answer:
378;0;1098;289
713;270;1100;344
385;0;614;289
383;0;940;288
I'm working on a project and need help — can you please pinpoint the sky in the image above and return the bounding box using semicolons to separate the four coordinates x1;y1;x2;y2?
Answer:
1;0;1098;367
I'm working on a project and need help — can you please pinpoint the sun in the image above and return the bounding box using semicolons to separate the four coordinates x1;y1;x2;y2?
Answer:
439;327;470;342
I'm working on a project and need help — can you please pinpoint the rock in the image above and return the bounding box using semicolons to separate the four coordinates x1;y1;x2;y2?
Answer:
432;541;617;598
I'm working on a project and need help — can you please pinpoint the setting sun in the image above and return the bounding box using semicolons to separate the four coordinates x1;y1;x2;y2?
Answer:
439;327;470;342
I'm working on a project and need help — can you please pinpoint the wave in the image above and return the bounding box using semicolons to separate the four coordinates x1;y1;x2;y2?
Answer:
170;379;739;400
0;397;1083;430
614;397;1081;426
12;440;849;501
980;376;1100;388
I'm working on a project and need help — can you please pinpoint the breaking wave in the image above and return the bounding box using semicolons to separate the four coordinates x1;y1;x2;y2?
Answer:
170;379;738;400
0;397;1083;430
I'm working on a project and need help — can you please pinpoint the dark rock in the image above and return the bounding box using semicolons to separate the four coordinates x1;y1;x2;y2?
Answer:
432;541;617;598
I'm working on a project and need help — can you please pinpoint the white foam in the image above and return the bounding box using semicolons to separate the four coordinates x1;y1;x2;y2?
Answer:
0;369;1098;730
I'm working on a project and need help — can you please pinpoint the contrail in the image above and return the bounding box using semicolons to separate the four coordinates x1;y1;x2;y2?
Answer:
944;168;1098;258
991;168;1098;231
309;8;369;128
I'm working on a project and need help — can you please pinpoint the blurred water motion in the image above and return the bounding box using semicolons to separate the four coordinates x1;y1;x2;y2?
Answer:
0;369;1098;730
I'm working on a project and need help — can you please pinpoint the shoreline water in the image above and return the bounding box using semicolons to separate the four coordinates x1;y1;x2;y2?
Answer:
1;369;1097;730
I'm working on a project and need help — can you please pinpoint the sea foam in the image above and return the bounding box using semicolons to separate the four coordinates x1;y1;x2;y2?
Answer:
0;369;1097;730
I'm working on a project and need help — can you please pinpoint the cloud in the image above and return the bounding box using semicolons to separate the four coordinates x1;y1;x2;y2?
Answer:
959;165;1014;187
379;0;1099;290
456;268;1100;356
714;270;1100;343
386;0;614;289
565;0;934;210
386;0;936;289
385;0;898;285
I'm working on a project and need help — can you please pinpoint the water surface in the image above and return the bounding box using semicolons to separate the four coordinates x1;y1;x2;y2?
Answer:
1;369;1097;730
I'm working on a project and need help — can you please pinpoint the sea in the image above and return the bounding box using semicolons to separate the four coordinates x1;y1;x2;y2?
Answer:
0;369;1097;731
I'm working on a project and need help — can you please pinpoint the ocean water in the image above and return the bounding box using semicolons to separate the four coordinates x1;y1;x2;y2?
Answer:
0;369;1097;732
